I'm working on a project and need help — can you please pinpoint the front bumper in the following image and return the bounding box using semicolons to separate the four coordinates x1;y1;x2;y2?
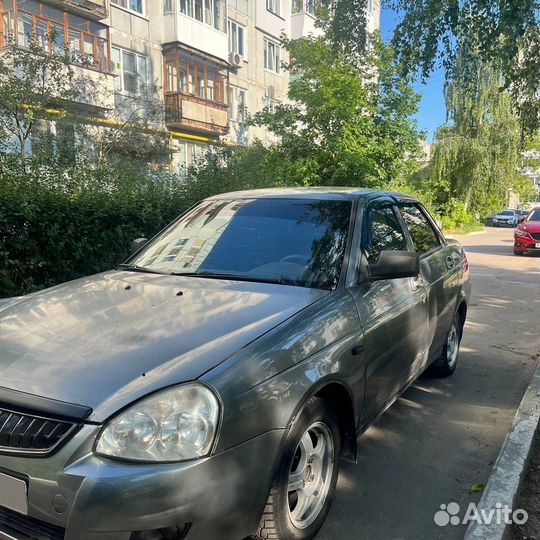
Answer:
514;235;540;253
0;426;284;540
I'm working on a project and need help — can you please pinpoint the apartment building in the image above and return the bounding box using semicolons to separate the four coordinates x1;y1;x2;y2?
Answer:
0;0;381;170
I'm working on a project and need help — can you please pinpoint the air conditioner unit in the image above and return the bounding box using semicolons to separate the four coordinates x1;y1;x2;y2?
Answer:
229;52;242;67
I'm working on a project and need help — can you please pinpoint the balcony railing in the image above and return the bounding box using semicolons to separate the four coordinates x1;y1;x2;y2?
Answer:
165;92;229;136
0;1;111;72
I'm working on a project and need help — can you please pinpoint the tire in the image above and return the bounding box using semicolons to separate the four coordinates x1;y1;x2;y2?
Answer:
429;314;463;377
252;397;341;540
514;249;523;256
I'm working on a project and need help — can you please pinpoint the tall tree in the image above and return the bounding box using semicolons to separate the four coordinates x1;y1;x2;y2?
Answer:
385;0;540;135
430;56;533;216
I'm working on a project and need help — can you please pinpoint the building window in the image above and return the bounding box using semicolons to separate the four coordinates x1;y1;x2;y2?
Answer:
264;39;280;73
1;1;110;71
111;0;144;15
164;50;228;105
177;0;225;31
228;20;245;57
292;0;320;14
229;87;247;122
164;0;174;12
266;0;280;16
112;47;148;95
367;0;374;13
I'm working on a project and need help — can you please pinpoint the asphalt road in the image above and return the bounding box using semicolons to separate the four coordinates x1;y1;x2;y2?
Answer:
317;226;540;540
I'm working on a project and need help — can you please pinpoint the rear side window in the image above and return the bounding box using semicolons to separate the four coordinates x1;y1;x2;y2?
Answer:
399;204;441;256
365;205;408;264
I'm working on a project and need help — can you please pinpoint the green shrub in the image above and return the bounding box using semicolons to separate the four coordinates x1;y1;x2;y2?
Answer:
0;159;190;297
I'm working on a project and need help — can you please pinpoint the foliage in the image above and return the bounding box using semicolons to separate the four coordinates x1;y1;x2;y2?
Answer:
0;156;189;297
428;59;531;219
189;33;421;191
0;36;89;163
385;0;540;135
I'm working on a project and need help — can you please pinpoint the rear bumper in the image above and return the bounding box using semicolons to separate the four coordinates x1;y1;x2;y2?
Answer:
0;426;283;540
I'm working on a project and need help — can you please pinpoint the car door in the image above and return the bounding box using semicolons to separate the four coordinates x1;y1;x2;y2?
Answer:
347;198;429;424
397;202;458;361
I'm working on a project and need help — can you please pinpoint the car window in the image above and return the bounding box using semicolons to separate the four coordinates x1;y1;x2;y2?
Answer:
527;209;540;221
365;205;408;264
399;204;441;256
130;198;352;290
501;210;515;216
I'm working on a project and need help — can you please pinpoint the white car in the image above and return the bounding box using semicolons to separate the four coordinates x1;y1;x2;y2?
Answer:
492;210;519;227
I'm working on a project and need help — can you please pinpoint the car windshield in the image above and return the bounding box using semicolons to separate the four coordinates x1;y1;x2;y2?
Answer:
129;198;352;290
500;210;515;216
527;209;540;221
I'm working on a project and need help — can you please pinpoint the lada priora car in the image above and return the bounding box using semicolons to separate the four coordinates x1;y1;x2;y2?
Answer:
0;189;471;540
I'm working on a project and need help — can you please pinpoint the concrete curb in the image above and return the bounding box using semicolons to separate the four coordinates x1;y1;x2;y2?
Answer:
464;355;540;540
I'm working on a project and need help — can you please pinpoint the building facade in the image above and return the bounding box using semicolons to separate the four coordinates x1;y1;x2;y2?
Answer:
0;0;381;170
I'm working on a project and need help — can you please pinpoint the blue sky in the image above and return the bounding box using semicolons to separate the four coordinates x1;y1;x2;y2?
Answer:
381;7;447;143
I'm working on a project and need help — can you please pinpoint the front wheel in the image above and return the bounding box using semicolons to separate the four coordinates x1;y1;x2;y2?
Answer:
429;315;462;377
514;249;523;256
252;397;341;540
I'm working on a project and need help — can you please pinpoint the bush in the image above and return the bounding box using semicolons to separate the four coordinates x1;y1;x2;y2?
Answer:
0;159;190;297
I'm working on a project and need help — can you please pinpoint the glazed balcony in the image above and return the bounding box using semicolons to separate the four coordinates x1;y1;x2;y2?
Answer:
164;47;229;137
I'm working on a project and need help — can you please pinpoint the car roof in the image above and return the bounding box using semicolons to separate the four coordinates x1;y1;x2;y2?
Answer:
206;187;414;202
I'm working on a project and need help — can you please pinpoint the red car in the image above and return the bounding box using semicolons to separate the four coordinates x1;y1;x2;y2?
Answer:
514;207;540;255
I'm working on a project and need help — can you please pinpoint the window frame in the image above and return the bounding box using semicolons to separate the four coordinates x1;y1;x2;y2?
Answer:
228;19;246;58
397;202;444;258
111;0;145;17
362;201;410;265
263;38;281;74
266;0;281;16
112;45;149;95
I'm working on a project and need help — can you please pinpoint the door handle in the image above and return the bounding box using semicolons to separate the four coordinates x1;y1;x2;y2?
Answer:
446;255;456;269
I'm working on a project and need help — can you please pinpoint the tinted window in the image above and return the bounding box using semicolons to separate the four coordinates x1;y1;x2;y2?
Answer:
365;205;407;264
527;209;540;222
399;204;441;255
131;198;352;290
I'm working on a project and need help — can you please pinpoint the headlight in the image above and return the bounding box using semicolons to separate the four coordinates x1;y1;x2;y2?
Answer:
95;384;220;462
515;228;530;238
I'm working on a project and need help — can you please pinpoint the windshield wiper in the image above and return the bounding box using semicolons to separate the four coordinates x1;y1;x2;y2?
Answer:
118;264;170;275
169;271;288;286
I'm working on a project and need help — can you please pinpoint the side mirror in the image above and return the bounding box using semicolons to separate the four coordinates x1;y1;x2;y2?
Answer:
366;251;420;281
131;238;148;254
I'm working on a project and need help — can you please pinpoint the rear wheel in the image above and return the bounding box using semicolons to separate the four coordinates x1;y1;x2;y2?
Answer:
252;397;341;540
429;314;462;377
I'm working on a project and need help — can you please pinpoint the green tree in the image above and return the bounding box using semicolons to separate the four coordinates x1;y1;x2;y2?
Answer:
248;34;421;187
0;36;89;164
385;0;540;135
429;58;531;218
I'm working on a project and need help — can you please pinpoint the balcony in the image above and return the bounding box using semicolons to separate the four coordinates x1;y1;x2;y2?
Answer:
165;92;228;137
43;0;107;20
164;46;229;137
0;0;114;109
162;0;228;63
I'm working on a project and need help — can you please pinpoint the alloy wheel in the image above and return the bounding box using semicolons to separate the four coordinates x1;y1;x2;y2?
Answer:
287;421;335;529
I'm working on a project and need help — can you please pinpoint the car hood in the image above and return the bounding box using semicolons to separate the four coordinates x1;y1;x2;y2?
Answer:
522;221;540;233
0;271;326;421
494;214;514;219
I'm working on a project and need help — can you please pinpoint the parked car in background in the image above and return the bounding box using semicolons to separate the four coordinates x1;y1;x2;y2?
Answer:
514;207;540;256
0;189;471;540
492;209;519;227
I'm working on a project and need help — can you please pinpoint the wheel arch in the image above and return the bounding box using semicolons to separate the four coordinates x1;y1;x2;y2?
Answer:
286;379;358;464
